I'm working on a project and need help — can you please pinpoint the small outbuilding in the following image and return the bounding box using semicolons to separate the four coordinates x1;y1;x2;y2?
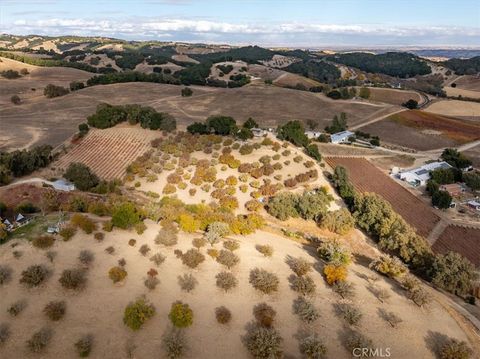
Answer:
439;184;465;197
467;200;480;211
330;130;354;144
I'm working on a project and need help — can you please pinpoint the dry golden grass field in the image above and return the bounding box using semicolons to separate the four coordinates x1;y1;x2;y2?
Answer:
425;100;480;119
366;88;422;106
0;80;387;151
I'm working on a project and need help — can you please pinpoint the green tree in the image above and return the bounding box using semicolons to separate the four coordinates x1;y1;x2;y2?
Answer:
430;168;455;185
325;114;348;134
64;163;99;191
111;202;141;229
181;87;193;97
187;122;209;134
267;192;299;221
206;115;237;135
359;87;370;99
243;117;258;129
296;190;332;221
305;144;321;161
277;120;309;147
402;99;418;109
463;171;480;190
237;127;253;140
429;251;478;295
432;190;452;209
441;148;472;170
43;84;69;98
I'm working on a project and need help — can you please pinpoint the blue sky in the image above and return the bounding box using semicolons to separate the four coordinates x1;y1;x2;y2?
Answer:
1;0;479;47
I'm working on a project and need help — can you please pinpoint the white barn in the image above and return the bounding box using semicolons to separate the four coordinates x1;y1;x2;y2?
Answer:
398;161;452;186
331;130;354;144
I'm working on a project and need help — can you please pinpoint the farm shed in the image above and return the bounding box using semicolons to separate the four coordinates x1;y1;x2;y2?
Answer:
439;183;465;197
331;130;354;144
467;200;480;211
251;128;267;137
398;161;452;186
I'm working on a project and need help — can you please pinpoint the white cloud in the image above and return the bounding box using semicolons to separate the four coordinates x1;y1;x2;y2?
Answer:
3;17;479;46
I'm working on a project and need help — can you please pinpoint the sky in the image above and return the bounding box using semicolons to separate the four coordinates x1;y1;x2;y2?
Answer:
1;0;479;47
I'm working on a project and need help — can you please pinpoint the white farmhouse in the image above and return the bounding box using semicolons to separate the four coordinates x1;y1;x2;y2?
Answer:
330;130;354;144
398;161;452;186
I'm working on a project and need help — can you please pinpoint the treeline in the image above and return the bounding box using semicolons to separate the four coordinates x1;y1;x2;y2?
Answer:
444;56;480;75
276;121;322;161
87;103;176;131
328;52;431;78
86;71;180;86
187;115;256;141
0;145;53;185
191;46;275;64
284;60;341;83
0;51;98;73
331;166;477;296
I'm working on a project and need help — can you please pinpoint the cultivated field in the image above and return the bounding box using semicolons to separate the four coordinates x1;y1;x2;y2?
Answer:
366;88;422;106
425;100;480;119
54;127;161;180
445;86;480;99
0;223;470;358
451;75;480;91
362;110;480;151
433;225;480;267
0;81;386;151
325;157;441;238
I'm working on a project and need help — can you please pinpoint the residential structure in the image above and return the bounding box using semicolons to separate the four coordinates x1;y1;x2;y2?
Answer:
330;130;354;144
305;130;322;139
439;184;465;197
398;161;452;186
251;128;267;137
467;200;480;211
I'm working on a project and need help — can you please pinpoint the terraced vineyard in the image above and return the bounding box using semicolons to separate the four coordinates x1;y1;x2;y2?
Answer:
56;127;161;180
325;157;440;237
433;225;480;267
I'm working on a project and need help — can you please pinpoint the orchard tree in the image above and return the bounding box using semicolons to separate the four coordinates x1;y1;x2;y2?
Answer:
64;162;99;191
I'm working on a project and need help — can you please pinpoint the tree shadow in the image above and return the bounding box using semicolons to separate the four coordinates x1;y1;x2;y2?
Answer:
424;330;449;357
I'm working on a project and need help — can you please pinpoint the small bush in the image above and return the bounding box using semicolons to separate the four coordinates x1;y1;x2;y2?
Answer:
345;332;373;355
0;323;10;346
169;301;193;328
255;244;273;257
181;248;205;269
243;325;283;359
192;237;207;250
323;264;347;285
298;333;327;359
70;214;96;234
286;256;312;276
150;253;166;266
139;244;151;256
174;249;183;258
249;268;279;294
332;281;355;299
94;232;104;241
26;327;54;354
216;249;240;269
102;221;113;232
440;338;472;359
43;301;66;321
78;250;94;266
207;248;219;258
407;287;430;307
59;268;87;290
128;238;136;246
32;235;55;249
105;246;115;254
216;271;238;292
290;275;316;296
162;328;188;359
123;297;156;331
369;255;407;278
215;306;232;324
20;265;50;288
178;273;198;292
223;239;240;251
155;229;178;246
292;297;319;323
317;240;351;265
8;299;27;316
335;303;362;326
144;276;160;290
0;265;12;285
75;334;93;357
253;303;276;328
118;258;127;267
59;226;77;241
109;266;127;283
